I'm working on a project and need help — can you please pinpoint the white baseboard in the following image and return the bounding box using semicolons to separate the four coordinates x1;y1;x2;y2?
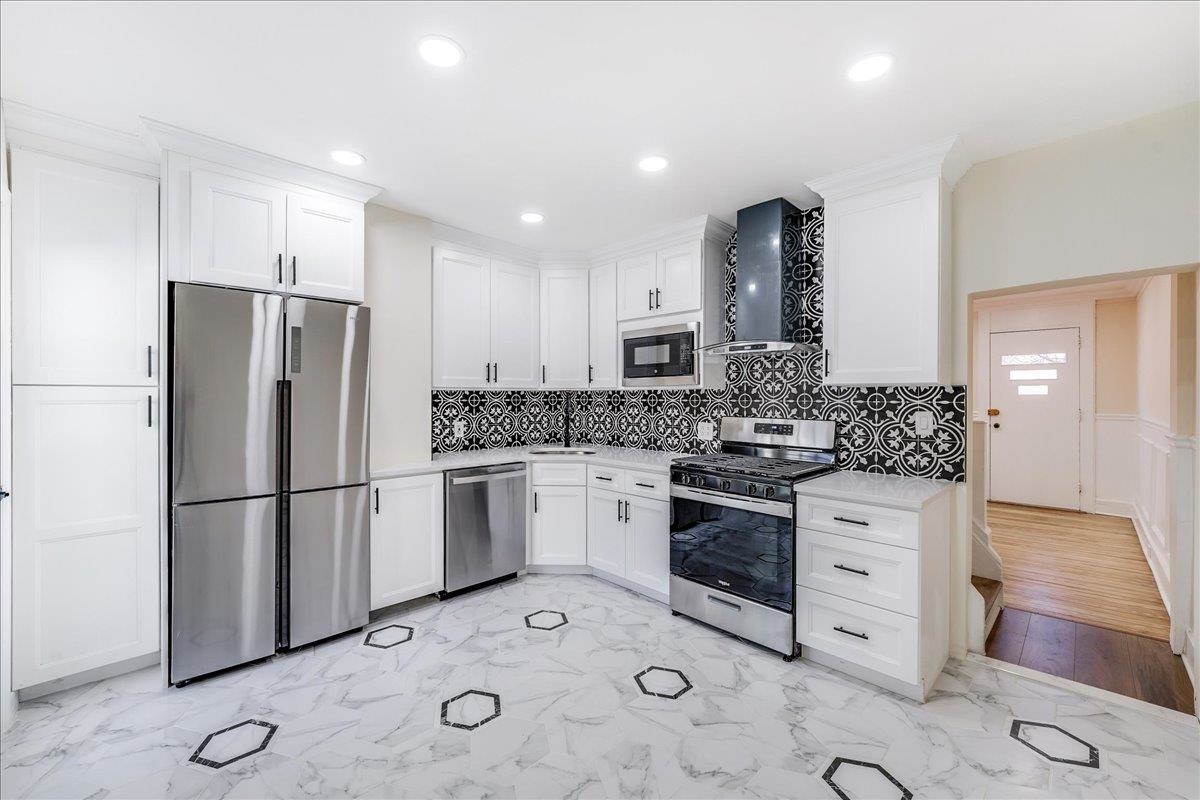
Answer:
1130;505;1172;618
1094;498;1135;518
17;651;160;702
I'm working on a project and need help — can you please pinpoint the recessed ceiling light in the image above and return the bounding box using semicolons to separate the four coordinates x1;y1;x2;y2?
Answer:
638;155;669;173
330;150;365;166
847;53;893;82
418;35;464;68
521;211;544;224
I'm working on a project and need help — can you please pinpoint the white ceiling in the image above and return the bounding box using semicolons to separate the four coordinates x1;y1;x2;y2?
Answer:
2;1;1196;252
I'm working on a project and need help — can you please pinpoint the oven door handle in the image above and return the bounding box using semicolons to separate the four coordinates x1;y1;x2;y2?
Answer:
669;485;792;518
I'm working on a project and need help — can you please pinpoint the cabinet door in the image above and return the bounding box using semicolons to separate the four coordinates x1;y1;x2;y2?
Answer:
587;488;626;576
13;386;159;689
286;191;364;302
489;261;540;388
625;496;670;596
655;240;702;316
12;150;159;386
588;264;619;388
190;169;286;292
530;485;587;565
616;252;658;321
370;474;445;609
823;177;942;385
540;269;589;388
432;247;491;388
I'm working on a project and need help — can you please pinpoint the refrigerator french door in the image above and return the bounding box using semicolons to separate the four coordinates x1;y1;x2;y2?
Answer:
169;284;370;684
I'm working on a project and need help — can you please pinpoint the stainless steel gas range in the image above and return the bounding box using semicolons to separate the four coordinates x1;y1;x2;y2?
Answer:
668;417;837;659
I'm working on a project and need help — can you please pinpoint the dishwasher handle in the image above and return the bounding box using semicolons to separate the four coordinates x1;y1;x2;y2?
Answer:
447;463;527;486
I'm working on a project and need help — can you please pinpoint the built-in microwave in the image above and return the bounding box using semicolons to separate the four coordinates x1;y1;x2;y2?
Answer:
621;322;699;387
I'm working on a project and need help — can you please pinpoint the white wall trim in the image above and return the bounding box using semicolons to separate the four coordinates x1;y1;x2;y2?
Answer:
1096;412;1137;517
806;135;971;200
3;100;159;177
141;117;381;203
587;214;734;264
431;223;541;266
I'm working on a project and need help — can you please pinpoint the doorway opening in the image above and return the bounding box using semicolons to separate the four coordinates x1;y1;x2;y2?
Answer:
969;272;1196;714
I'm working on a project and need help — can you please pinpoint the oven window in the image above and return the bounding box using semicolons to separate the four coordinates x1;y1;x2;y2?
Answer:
670;495;793;612
633;343;671;366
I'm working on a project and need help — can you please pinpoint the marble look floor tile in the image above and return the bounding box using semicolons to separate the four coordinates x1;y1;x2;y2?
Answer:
3;573;1197;800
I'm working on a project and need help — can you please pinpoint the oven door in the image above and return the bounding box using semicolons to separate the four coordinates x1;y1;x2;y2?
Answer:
622;323;697;386
669;485;794;612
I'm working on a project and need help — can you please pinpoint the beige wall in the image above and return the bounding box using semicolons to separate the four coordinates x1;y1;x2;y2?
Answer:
364;204;433;470
1136;275;1176;429
954;102;1200;383
1174;271;1196;437
1095;297;1138;414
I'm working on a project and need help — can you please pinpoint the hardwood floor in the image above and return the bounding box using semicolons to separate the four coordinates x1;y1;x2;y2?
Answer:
985;607;1195;713
987;501;1171;641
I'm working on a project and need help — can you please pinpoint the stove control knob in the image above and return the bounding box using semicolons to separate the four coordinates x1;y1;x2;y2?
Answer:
688;474;699;486
720;479;731;491
764;486;776;498
747;483;758;496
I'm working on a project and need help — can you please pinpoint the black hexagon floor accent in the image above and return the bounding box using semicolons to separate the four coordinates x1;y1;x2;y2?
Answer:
822;757;913;800
363;624;414;649
524;610;569;630
633;666;692;699
1010;720;1100;768
440;689;502;731
189;719;277;769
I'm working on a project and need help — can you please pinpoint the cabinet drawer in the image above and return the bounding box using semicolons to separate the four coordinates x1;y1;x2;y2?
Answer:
796;587;919;683
795;496;919;550
796;530;918;617
624;469;669;501
587;465;625;493
531;462;586;486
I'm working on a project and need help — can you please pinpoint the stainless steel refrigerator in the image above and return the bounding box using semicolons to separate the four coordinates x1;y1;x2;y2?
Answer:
169;283;370;685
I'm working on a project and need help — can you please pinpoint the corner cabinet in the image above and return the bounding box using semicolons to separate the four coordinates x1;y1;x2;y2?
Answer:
807;137;965;386
588;264;619;389
540;269;590;389
370;474;444;609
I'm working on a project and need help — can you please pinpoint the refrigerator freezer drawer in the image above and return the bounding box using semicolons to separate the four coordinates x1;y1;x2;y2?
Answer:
171;284;283;505
286;485;370;648
170;496;277;684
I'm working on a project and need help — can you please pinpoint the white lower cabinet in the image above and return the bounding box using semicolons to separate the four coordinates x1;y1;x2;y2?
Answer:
531;484;587;565
370;473;444;610
12;386;159;689
586;487;626;575
624;495;670;596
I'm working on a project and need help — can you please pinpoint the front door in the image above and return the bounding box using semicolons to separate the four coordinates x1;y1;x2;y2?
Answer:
988;328;1081;509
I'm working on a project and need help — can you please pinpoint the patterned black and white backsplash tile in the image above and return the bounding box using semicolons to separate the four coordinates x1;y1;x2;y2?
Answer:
431;208;968;482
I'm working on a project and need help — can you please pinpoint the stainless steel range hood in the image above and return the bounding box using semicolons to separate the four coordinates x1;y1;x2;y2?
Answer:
701;197;820;357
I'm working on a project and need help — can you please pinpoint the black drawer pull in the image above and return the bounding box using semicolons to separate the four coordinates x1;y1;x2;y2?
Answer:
834;564;870;577
595;475;612;482
374;487;380;515
707;595;741;612
834;625;869;640
534;492;538;514
634;482;655;489
833;516;870;526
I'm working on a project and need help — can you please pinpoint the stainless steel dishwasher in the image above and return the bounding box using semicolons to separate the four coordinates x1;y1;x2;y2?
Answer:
442;463;527;597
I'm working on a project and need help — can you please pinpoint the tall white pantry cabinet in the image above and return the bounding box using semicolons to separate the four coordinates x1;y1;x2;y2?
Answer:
10;148;162;690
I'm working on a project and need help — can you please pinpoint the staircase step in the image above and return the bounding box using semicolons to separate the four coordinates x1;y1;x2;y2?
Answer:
972;575;1003;617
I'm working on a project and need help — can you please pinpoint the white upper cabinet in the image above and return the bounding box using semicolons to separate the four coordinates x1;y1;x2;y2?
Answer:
433;247;492;388
807;137;965;386
285;191;364;302
12;385;159;689
616;252;658;320
12;150;159;386
540;269;589;389
489;261;540;388
189;169;286;293
654;240;702;316
588;263;618;388
370;473;444;610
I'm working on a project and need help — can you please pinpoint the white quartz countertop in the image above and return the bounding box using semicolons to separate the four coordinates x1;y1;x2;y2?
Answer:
371;445;682;481
794;470;954;510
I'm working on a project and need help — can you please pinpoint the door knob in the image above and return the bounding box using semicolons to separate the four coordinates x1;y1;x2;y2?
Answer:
987;408;1000;416
992;423;1000;429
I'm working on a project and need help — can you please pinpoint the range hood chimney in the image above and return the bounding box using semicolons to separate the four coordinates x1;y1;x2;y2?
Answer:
702;197;819;357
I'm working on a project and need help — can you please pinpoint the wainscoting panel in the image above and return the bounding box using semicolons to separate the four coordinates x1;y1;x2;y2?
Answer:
1095;413;1136;516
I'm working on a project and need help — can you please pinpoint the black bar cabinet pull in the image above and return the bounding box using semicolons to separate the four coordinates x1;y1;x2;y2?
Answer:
146;395;152;427
833;516;870;526
824;350;830;377
146;345;152;378
374;488;380;515
542;365;546;383
493;363;497;383
588;365;594;384
534;492;539;513
596;475;612;482
623;500;630;523
635;482;655;489
291;256;297;285
648;290;653;311
655;288;661;309
485;363;491;383
834;564;870;577
276;253;283;284
834;625;869;641
616;498;622;521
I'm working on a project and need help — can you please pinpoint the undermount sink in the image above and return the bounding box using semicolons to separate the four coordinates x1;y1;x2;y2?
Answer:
528;446;597;455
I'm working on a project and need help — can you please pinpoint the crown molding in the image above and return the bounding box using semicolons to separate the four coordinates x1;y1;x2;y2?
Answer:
806;136;972;201
588;214;734;264
431;221;541;266
140;117;381;202
538;251;592;270
2;99;159;177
